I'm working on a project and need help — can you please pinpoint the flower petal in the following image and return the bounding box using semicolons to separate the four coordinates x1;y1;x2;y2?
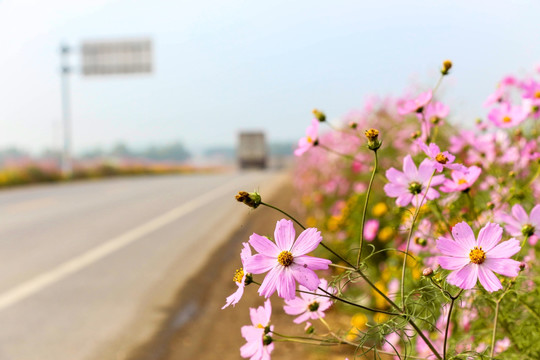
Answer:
477;266;503;292
291;228;322;256
290;263;320;291
396;193;413;207
477;223;503;252
274;219;296;251
418;159;435;180
486;238;521;258
249;233;280;257
295;255;332;270
384;183;407;197
386;168;408;185
276;267;297;300
511;204;529;224
258;266;281;298
245;254;276;274
438;256;470;270
436;236;469;257
403;155;417;178
530;204;540;228
483;258;521;277
451;222;477;249
446;263;478;290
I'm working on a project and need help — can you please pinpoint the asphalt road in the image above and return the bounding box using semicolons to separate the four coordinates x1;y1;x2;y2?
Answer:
0;171;286;360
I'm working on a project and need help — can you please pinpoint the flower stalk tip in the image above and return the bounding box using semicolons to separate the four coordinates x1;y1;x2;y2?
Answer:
441;60;452;75
312;108;326;122
235;191;262;209
364;128;382;151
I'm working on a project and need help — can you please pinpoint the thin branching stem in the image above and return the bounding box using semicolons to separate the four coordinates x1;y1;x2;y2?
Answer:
400;170;436;309
443;289;463;359
357;150;378;267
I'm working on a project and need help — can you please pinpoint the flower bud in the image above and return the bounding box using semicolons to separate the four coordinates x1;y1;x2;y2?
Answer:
364;128;382;151
263;335;273;345
422;267;434;277
305;325;315;334
441;60;452;75
410;131;421;140
487;202;495;210
349;121;358;129
414;237;427;247
235;191;262;209
519;262;527;271
312;109;326;122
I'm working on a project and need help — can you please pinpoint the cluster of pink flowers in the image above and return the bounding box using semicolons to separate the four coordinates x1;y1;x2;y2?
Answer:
229;62;540;360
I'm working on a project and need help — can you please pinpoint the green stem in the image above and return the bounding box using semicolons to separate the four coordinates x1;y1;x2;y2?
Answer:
260;202;356;269
443;289;463;360
400;170;436;309
490;299;501;359
355;268;442;360
357;150;378;267
316;286;400;316
515;235;529;260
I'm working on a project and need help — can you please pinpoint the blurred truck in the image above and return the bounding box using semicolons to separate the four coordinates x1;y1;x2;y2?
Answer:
237;132;267;169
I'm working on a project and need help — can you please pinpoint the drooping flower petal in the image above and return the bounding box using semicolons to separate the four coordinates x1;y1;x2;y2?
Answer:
477;266;503;292
446;263;478;290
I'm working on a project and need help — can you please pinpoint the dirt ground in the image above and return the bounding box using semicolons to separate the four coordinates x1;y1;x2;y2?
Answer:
127;180;368;360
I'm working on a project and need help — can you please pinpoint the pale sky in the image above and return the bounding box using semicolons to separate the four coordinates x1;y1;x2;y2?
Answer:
1;0;540;154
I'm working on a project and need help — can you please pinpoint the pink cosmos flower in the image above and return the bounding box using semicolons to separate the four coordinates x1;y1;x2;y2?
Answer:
240;299;274;360
494;337;511;355
245;219;332;301
424;101;449;123
498;204;540;239
384;155;445;207
398;91;432;115
294;119;319;156
417;141;465;173
436;222;521;292
521;78;540;100
363;219;379;242
283;279;335;324
439;166;482;193
222;242;252;309
487;102;528;128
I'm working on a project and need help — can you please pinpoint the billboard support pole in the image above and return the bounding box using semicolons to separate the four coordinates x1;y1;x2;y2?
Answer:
60;44;72;176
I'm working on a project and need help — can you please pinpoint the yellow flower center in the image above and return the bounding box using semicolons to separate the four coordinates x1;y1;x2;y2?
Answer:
502;116;512;123
233;268;244;283
535;90;540;99
307;136;313;143
435;153;448;164
469;246;486;264
277;250;294;267
257;324;264;329
458;178;468;185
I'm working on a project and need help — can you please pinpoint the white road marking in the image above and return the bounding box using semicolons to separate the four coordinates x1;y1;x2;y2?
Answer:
0;176;246;311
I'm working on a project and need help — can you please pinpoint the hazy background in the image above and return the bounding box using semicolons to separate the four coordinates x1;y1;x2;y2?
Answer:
1;0;540;158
